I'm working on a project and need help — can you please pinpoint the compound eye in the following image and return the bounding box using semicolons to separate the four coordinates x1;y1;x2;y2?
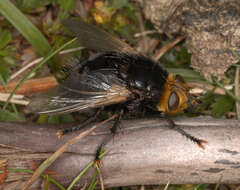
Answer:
168;92;179;111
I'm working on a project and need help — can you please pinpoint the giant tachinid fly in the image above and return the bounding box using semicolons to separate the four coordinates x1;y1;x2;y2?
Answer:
28;19;207;161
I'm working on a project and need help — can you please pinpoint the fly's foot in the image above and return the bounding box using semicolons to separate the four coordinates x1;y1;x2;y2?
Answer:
94;144;104;168
196;139;208;149
94;159;102;169
188;134;208;149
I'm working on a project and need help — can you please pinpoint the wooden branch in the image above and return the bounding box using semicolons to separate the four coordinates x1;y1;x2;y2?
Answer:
0;117;240;189
0;76;58;95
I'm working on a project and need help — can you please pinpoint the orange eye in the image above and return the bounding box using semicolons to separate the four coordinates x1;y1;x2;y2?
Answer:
168;92;179;111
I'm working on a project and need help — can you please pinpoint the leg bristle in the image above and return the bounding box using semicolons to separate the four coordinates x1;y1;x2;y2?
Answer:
165;117;207;149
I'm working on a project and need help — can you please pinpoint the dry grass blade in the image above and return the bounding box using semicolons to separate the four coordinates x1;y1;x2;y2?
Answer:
214;176;222;190
235;67;240;119
9;57;43;81
163;182;170;190
81;182;87;190
9;47;84;82
0;93;28;105
134;30;158;38
21;114;118;190
96;166;104;190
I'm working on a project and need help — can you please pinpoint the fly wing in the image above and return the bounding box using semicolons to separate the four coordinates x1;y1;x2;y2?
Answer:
28;68;132;114
62;19;137;54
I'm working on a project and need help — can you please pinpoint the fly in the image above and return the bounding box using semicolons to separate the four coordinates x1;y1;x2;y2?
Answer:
28;19;207;162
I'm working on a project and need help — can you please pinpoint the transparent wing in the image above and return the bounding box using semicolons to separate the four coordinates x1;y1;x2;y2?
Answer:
28;68;132;114
62;19;137;54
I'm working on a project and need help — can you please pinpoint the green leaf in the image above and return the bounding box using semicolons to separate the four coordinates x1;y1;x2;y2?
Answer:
59;0;77;11
0;0;61;73
48;115;60;124
211;95;235;117
37;115;49;124
3;56;15;66
193;184;209;190
16;0;51;10
0;110;25;122
2;37;76;111
60;114;75;123
0;63;10;81
167;68;205;82
37;114;75;124
199;90;215;111
0;0;51;57
0;29;12;49
0;45;16;57
0;49;12;56
109;0;128;9
213;78;240;103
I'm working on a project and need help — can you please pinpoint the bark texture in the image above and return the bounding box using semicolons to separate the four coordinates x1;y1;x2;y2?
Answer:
138;0;240;79
0;117;240;189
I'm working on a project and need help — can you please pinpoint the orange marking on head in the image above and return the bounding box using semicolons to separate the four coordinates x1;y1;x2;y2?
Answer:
157;74;190;114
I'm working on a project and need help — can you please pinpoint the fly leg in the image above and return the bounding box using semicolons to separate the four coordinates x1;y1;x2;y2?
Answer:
165;117;207;149
94;110;123;166
57;109;102;138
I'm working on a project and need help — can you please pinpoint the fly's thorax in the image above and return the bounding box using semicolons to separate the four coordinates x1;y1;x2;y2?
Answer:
157;73;189;114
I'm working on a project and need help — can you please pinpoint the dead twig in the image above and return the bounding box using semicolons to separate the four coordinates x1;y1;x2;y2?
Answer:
0;159;7;185
0;76;58;95
152;35;185;61
234;67;240;119
0;117;240;188
147;39;160;54
136;11;148;53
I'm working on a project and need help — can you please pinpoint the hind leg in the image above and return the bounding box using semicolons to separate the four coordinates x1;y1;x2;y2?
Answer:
57;109;102;138
94;110;123;166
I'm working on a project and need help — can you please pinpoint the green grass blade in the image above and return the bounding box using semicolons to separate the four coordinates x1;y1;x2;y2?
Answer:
213;79;240;102
2;37;77;111
44;175;50;190
0;75;18;113
67;151;108;190
167;68;206;82
88;171;98;190
0;0;51;56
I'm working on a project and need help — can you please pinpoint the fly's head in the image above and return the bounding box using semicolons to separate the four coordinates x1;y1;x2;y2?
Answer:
157;73;190;114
